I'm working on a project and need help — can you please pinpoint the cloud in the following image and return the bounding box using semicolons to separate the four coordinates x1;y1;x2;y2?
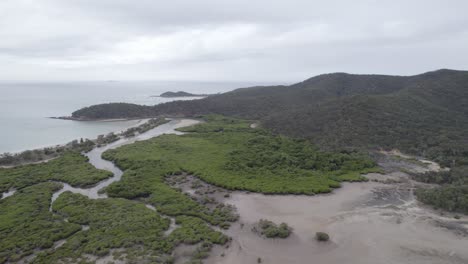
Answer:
0;0;467;81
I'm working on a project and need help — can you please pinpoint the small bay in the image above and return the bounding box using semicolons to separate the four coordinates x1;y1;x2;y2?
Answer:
0;80;262;153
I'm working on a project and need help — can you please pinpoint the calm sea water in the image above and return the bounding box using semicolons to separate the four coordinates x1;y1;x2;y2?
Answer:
0;80;262;153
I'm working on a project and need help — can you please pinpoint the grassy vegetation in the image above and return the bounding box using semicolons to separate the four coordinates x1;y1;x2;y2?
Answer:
51;192;170;256
103;163;238;227
104;116;376;196
0;152;112;193
0;182;82;263
0;177;227;263
31;192;227;263
169;216;228;245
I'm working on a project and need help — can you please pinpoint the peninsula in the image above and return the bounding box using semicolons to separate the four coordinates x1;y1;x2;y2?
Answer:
155;91;210;98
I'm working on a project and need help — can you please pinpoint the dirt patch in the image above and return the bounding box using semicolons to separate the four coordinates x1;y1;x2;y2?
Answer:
195;151;468;264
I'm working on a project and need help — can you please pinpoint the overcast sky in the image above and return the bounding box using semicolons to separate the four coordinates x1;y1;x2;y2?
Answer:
0;0;467;82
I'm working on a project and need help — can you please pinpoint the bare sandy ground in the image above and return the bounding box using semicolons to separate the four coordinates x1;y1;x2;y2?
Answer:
202;153;467;264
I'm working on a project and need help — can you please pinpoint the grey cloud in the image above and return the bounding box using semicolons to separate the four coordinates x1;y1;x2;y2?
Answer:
0;0;467;81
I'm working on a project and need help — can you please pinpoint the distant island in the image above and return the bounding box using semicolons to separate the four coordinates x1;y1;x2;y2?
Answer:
155;91;210;98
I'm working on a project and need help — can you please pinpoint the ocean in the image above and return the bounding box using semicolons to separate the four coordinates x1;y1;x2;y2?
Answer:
0;80;263;154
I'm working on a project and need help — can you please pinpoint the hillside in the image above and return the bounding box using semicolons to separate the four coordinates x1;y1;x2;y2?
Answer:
71;69;468;166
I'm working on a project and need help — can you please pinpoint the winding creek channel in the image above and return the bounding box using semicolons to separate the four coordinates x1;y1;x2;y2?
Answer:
44;118;201;258
49;118;200;205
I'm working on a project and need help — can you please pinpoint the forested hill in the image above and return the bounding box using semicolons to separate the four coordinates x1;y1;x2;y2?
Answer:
72;69;468;166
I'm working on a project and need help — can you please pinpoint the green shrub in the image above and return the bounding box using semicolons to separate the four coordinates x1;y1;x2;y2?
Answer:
254;219;292;238
315;232;330;241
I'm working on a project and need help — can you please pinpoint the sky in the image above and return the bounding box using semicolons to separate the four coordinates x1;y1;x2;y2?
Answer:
0;0;467;82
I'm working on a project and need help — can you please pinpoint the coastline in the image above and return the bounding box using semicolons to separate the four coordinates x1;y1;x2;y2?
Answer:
49;116;153;122
3;118;149;153
50;114;200;122
0;156;58;169
0;117;165;167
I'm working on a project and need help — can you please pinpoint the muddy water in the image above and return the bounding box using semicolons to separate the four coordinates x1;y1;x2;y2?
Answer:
49;118;200;205
206;162;468;264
